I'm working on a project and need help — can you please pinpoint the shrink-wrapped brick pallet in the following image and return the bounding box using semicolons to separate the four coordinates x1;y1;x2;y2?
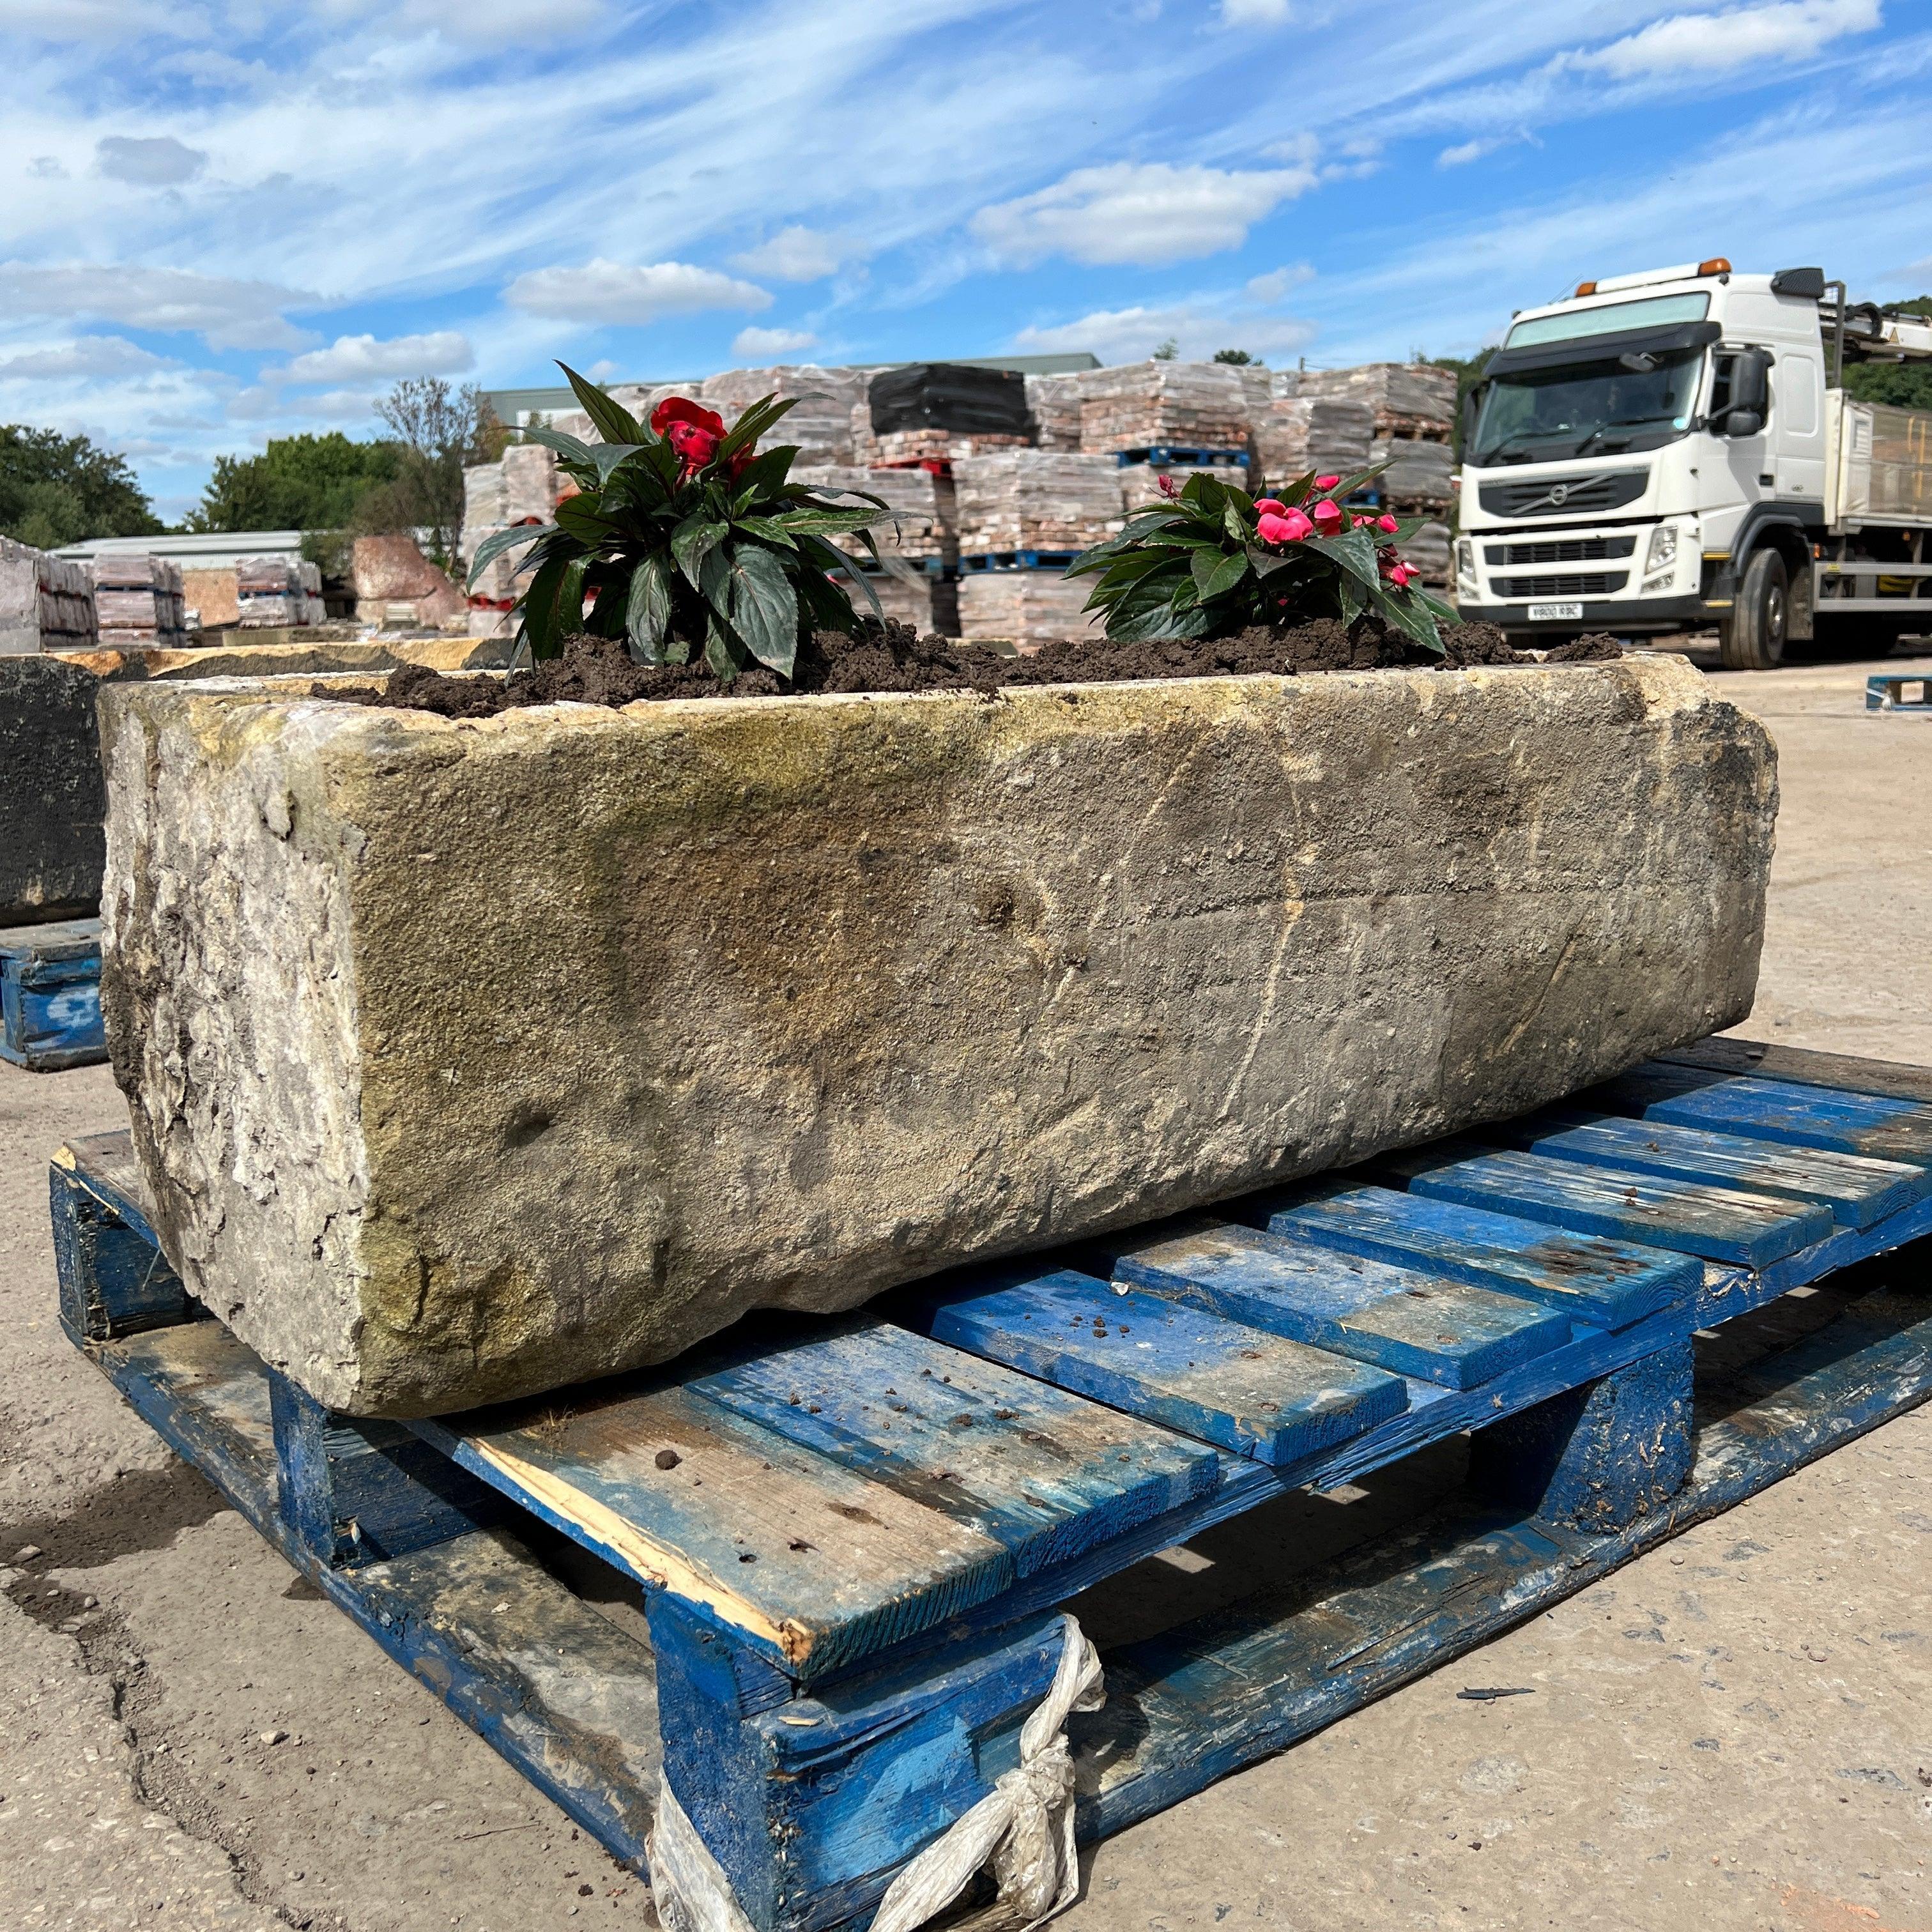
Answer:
233;556;319;631
1397;519;1452;586
958;567;1101;648
1024;372;1090;452
792;464;958;566
89;554;187;648
953;452;1124;556
1078;361;1254;454
1;537;96;653
1373;436;1456;509
1117;459;1253;512
1253;397;1375;494
855;420;1033;466
702;366;868;466
1299;363;1457;440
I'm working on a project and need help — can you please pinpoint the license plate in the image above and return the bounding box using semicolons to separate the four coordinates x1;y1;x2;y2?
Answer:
1528;601;1584;622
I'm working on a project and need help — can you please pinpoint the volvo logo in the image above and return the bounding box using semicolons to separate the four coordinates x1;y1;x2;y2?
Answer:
1547;482;1570;505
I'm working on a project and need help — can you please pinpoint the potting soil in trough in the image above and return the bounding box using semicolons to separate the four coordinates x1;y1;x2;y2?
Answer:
331;620;1623;717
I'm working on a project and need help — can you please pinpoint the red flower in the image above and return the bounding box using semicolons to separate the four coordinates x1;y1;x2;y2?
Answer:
1314;473;1342;491
1377;513;1399;533
666;420;721;475
650;395;726;441
1257;507;1314;544
1158;473;1181;497
1310;498;1343;532
1252;497;1287;515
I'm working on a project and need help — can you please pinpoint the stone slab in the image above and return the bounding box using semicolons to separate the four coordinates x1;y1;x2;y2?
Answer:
53;635;516;682
98;654;1777;1416
2;655;107;923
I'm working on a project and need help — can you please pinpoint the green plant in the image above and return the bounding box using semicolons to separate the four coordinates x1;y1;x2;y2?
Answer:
1211;348;1259;364
468;366;888;678
1066;461;1459;654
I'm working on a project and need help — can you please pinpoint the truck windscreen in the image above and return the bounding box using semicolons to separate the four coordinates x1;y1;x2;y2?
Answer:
1471;349;1704;465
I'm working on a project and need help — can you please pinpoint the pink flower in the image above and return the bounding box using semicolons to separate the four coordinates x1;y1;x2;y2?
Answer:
1388;563;1414;589
1314;473;1341;491
1257;508;1314;544
1158;473;1180;497
1351;514;1372;529
1252;498;1286;515
1311;498;1343;532
1377;513;1399;533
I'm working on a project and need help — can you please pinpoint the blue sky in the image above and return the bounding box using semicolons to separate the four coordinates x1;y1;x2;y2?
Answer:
3;0;1927;519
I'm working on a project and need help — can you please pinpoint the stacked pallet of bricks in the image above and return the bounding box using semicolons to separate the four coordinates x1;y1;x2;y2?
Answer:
459;445;557;630
953;453;1123;556
1077;361;1255;456
829;565;960;638
792;464;957;567
956;567;1100;649
1023;371;1089;452
855;420;1033;465
89;554;188;648
1118;456;1252;512
702;366;867;466
1252;372;1375;496
0;537;96;653
232;556;322;630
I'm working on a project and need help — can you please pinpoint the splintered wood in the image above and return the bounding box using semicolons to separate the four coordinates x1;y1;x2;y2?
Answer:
953;453;1124;555
958;568;1103;647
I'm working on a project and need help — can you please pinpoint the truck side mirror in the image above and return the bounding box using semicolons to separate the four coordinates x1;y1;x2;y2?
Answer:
1460;381;1485;454
1719;350;1770;436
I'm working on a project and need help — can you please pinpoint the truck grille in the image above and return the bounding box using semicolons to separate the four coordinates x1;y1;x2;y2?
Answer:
1492;573;1629;599
1476;470;1649;518
1484;536;1637;565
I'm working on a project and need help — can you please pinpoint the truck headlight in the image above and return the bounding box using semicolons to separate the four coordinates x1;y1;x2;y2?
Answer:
1643;525;1678;574
1455;539;1478;596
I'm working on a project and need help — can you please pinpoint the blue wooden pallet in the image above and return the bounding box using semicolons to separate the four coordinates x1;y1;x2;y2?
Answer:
53;1037;1932;1931
1;917;106;1071
1866;672;1932;712
1111;447;1251;468
958;549;1082;572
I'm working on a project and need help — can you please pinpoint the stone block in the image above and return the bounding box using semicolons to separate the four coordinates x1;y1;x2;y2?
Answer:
100;656;1777;1416
1;656;106;922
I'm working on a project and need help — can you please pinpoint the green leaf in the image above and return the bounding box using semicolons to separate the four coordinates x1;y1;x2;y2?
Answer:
726;542;801;677
589;441;651;482
518;551;569;661
715;394;801;468
732;515;798;550
554;493;620;544
1308;528;1381;588
702;610;741;681
558;363;646;445
555;556;589;643
731;446;800;507
625;555;673;663
516;423;595;466
1368;579;1446;655
1267;468;1318;507
671;516;729;591
697;542;730;614
1199;549;1250;601
465;522;551;588
775;505;887;537
1338;569;1367;627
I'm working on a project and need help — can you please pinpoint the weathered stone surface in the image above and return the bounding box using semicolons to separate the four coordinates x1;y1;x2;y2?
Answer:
2;655;105;922
54;635;516;682
100;656;1777;1417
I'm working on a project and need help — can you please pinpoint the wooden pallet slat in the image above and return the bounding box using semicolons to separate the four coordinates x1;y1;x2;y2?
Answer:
910;1266;1409;1467
1107;1218;1572;1389
1407;1148;1836;1267
1518;1114;1931;1229
1657;1036;1932;1106
0;917;107;1071
686;1317;1221;1579
1262;1185;1697;1329
1644;1074;1932;1165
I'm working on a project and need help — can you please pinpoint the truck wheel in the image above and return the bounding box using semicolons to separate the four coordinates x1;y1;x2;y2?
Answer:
1719;549;1788;670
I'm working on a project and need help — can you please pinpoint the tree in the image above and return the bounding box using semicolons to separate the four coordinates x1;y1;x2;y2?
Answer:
1842;297;1932;410
358;378;507;570
1426;351;1495;457
1211;348;1259;365
1151;338;1179;361
0;425;162;549
187;432;401;533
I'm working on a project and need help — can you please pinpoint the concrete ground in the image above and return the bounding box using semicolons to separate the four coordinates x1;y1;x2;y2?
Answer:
3;649;1929;1932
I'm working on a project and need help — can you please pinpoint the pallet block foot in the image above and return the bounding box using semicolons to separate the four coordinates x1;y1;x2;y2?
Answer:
1468;1338;1695;1531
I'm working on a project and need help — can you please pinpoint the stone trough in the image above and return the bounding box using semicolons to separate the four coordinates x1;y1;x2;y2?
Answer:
99;655;1777;1417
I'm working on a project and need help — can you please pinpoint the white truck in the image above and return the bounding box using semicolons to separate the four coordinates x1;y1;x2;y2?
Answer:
1453;261;1932;666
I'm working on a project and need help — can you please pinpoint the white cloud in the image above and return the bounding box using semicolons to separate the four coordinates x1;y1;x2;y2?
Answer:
1572;0;1880;80
0;335;174;378
730;226;857;282
274;329;475;385
1244;264;1314;304
972;160;1317;268
1219;0;1292;22
0;262;309;349
314;0;607;42
95;134;207;185
730;325;820;358
1015;300;1315;365
1438;134;1510;167
503;259;772;324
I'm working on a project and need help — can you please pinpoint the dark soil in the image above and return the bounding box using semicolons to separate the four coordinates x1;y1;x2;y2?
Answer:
328;619;1623;717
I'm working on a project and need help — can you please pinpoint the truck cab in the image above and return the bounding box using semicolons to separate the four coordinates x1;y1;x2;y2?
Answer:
1454;261;1932;666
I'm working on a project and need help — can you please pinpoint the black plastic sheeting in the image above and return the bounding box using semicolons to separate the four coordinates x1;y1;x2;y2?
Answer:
869;364;1031;436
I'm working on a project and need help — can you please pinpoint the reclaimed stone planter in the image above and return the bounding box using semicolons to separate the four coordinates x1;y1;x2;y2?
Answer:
100;655;1776;1417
